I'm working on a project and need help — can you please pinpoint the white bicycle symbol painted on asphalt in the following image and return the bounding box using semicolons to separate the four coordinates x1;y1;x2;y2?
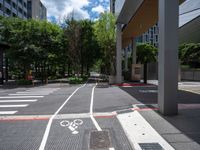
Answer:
60;119;83;135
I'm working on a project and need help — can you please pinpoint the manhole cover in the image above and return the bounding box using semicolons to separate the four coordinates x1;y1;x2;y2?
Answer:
139;143;164;150
90;130;111;149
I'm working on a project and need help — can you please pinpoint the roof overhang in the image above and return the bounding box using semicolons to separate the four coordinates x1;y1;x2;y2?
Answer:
179;16;200;44
117;0;186;48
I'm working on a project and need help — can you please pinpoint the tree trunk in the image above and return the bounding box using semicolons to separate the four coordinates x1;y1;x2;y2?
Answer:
5;58;8;82
143;63;148;84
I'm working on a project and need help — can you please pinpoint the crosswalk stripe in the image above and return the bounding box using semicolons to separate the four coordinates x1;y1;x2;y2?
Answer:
0;104;28;108
0;99;37;103
0;111;18;114
16;92;52;94
0;96;44;99
9;94;49;96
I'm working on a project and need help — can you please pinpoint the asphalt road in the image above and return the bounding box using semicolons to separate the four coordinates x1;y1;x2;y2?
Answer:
0;80;133;150
1;80;200;150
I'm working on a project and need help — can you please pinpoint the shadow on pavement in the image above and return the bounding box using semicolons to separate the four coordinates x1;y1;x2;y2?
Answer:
119;85;200;145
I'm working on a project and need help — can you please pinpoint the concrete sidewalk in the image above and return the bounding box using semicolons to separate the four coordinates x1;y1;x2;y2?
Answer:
116;81;200;150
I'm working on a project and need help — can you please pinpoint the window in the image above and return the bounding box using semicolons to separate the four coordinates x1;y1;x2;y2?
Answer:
6;8;11;15
12;13;17;17
18;7;22;14
24;11;26;17
5;0;11;4
0;3;2;11
18;0;22;4
23;2;26;8
12;2;17;9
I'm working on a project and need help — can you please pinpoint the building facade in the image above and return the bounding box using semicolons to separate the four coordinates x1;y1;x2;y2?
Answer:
27;0;46;20
110;0;115;14
0;0;28;19
137;24;159;47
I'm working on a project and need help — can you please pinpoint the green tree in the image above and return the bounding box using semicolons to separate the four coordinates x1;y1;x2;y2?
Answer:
93;12;116;75
0;17;65;81
179;43;200;68
137;43;158;84
80;20;101;75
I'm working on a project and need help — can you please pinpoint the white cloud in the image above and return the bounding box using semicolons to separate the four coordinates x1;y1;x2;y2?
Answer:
92;5;105;13
41;0;90;21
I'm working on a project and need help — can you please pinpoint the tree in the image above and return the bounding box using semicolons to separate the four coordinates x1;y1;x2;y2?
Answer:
137;43;158;84
93;12;116;75
80;20;101;75
63;17;82;76
179;43;200;68
0;17;65;80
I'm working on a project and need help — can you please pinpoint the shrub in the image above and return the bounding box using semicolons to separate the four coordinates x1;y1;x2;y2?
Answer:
16;80;32;85
68;77;87;84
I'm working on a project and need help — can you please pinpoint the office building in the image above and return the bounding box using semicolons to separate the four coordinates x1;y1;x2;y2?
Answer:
110;0;115;14
27;0;46;20
0;0;28;19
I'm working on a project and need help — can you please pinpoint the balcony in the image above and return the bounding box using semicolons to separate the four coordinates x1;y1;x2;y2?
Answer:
18;2;22;9
12;0;17;4
12;7;17;14
4;13;10;17
17;12;22;18
4;1;11;10
0;10;3;16
23;7;27;13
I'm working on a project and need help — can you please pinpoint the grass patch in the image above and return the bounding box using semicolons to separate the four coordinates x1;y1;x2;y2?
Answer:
68;76;87;84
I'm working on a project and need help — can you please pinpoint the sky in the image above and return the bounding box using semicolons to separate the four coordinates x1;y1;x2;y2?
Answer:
41;0;110;22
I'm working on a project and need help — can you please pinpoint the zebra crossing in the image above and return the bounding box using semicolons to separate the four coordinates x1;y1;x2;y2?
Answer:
0;88;60;115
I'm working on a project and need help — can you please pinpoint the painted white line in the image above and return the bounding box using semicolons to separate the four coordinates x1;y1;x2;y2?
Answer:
9;94;49;96
39;83;87;150
0;104;28;108
117;111;174;150
109;148;115;150
17;92;52;94
0;99;37;103
0;96;44;99
90;83;102;131
0;111;18;114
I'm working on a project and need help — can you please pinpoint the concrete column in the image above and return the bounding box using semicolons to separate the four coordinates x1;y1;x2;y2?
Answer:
116;23;122;83
0;49;3;85
124;47;128;72
158;0;179;115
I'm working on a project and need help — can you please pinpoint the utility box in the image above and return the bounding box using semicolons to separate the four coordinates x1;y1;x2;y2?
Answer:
131;64;142;81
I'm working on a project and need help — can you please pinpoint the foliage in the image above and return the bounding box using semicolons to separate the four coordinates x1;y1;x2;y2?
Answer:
136;43;158;64
179;43;200;68
68;77;87;84
93;12;116;75
16;80;32;85
136;43;158;83
0;16;101;82
0;17;64;81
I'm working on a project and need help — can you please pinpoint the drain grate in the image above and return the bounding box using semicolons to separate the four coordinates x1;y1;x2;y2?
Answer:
90;130;111;149
139;143;164;150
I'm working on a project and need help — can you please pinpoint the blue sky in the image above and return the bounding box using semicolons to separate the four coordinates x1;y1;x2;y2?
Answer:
41;0;110;22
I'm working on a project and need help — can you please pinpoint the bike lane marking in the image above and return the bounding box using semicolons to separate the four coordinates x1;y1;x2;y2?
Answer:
90;83;102;131
39;83;87;150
